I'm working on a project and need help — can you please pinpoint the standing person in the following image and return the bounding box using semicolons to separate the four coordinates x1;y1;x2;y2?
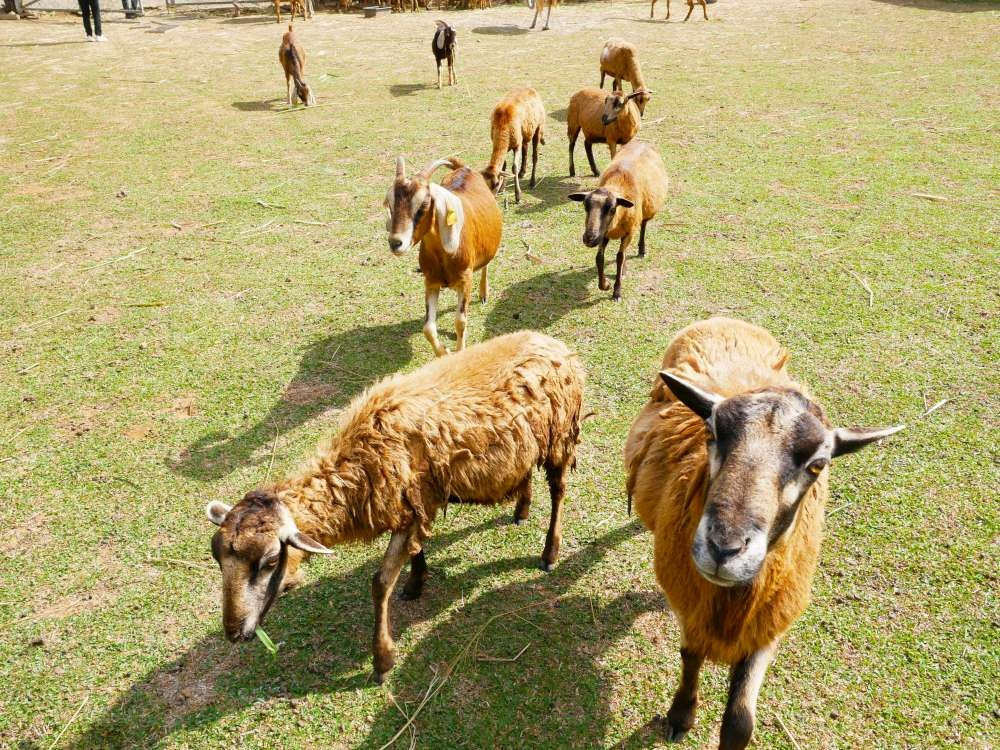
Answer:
121;0;138;19
78;0;106;41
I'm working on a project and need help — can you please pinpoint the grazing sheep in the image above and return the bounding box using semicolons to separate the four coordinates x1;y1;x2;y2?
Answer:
432;20;457;89
567;87;651;177
650;0;707;21
278;25;315;107
527;0;557;29
624;317;903;749
599;39;649;113
568;140;668;302
384;155;503;357
205;330;586;683
481;87;546;204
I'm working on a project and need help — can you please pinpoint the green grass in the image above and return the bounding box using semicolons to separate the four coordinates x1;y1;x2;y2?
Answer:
0;0;997;747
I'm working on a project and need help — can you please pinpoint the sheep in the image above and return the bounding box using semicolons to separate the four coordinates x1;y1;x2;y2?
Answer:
527;0;557;30
650;0;707;21
481;87;546;204
384;155;503;357
599;38;649;114
205;330;586;683
624;317;903;749
273;0;306;23
432;20;456;90
568;140;668;302
278;25;315;107
567;87;651;178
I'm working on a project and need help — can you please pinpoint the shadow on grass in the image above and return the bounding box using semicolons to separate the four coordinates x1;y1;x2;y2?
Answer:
390;82;432;97
65;519;649;750
231;97;285;111
169;317;421;480
549;106;568;123
471;23;528;35
484;266;603;337
869;0;999;11
0;40;90;47
221;14;279;23
515;174;579;216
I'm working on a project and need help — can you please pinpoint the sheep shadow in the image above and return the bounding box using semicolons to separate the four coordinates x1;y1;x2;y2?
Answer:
357;522;661;748
231;97;285;111
484;266;604;337
548;106;568;123
515;174;579;216
471;23;528;35
66;519;648;749
169;317;422;480
390;82;432;97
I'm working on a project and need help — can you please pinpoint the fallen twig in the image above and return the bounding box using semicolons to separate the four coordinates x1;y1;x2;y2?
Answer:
19;308;71;330
16;363;39;375
46;694;89;750
477;643;531;663
847;270;874;308
272;101;340;115
85;246;147;272
241;219;276;234
292;219;328;226
774;712;803;750
170;221;184;231
521;239;546;264
255;200;286;210
145;555;213;571
920;398;950;418
910;192;949;202
126;302;166;308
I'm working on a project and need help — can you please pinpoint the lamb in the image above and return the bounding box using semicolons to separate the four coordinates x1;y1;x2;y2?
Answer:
599;39;649;114
432;20;456;90
568;140;668;302
481;87;546;204
567;87;651;177
650;0;707;21
384;155;503;357
624;317;903;749
527;0;557;30
278;25;315;107
205;330;586;683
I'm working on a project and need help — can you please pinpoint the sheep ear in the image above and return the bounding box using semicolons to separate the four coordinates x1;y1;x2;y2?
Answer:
831;424;905;458
205;501;232;526
428;183;464;254
658;371;723;420
286;531;334;555
568;192;589;202
616;197;635;208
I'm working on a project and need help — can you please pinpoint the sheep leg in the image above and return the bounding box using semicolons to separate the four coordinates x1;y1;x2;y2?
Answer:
540;462;566;571
584;140;599;177
568;128;579;177
612;234;631;302
662;647;705;741
600;71;606;88
530;4;539;27
512;474;532;525
543;2;552;29
595;239;610;291
423;285;448;357
700;0;707;19
400;550;428;600
371;530;411;682
684;0;693;20
530;129;540;188
649;0;655;18
449;55;456;85
666;0;670;19
638;218;648;257
518;141;528;179
719;644;775;750
479;267;489;304
454;274;472;352
436;59;442;90
510;148;522;203
285;74;292;105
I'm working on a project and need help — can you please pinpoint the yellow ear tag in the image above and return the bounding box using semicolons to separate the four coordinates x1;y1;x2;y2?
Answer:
445;207;457;227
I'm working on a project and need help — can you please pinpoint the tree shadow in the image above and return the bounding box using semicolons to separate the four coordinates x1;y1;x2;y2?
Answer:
231;97;285;111
168;317;422;480
868;0;999;11
357;522;662;748
64;515;555;750
471;23;528;35
390;82;432;97
483;266;605;337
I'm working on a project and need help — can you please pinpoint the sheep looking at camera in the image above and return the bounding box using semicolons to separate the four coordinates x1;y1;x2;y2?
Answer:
625;317;903;750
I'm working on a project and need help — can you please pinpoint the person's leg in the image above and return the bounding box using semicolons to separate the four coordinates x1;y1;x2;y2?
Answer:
90;0;103;37
78;0;93;37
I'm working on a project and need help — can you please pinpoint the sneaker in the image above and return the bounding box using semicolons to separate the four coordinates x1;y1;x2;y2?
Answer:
86;34;94;41
94;34;108;41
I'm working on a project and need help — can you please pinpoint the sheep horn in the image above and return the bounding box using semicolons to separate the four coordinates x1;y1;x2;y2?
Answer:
420;157;455;179
396;156;406;179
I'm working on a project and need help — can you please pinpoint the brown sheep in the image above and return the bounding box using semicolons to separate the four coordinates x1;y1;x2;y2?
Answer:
278;25;315;107
527;0;557;30
650;0;707;21
568;140;668;301
206;330;586;683
624;317;903;749
481;87;546;204
599;38;649;114
567;87;651;177
384;155;503;357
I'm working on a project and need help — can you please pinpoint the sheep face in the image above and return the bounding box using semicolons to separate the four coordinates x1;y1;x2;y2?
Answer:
385;158;432;255
659;372;903;588
205;491;331;642
568;188;635;247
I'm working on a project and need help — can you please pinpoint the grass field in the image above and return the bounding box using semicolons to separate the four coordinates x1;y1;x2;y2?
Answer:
1;0;998;747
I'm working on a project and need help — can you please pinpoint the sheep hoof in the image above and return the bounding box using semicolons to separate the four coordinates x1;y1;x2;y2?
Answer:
612;294;622;303
512;516;526;526
539;561;555;573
